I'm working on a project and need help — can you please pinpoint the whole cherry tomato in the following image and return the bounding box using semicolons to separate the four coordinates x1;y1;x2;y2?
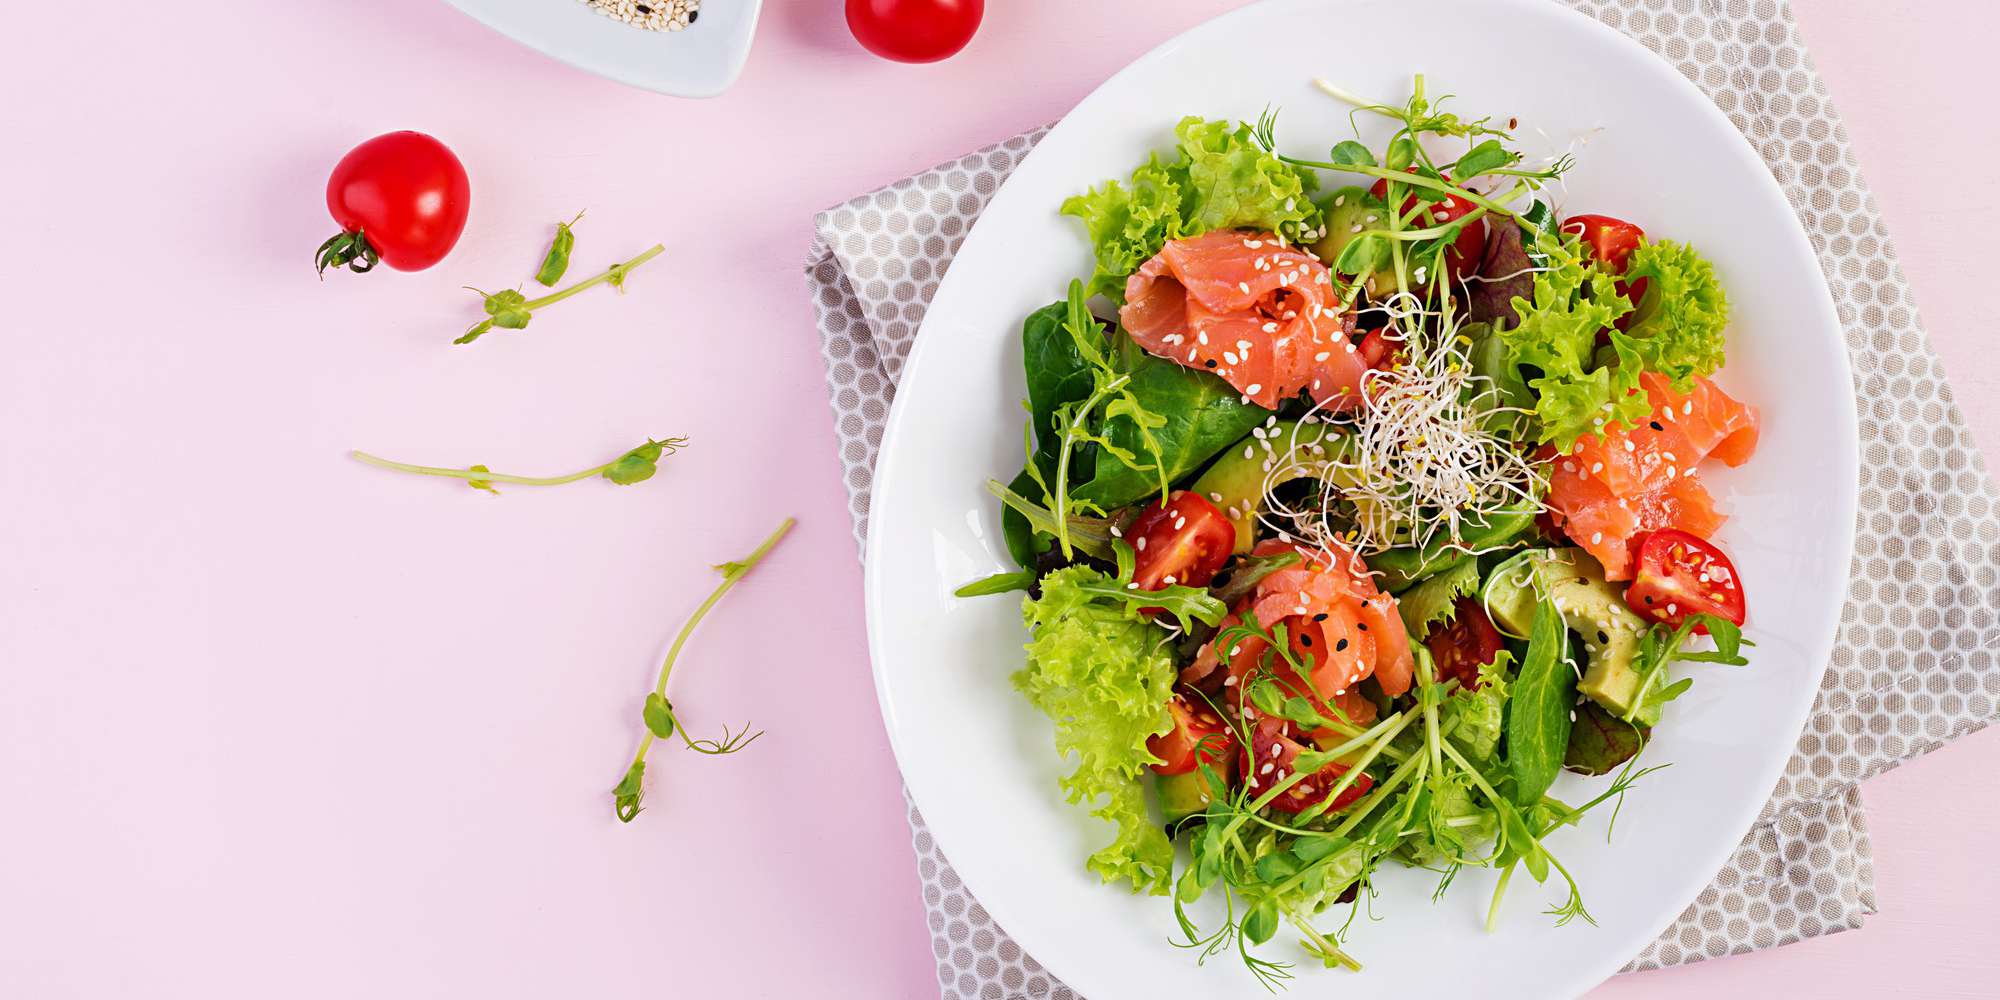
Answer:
846;0;984;63
316;132;471;277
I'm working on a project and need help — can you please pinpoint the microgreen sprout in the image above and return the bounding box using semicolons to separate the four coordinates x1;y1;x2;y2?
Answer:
456;242;665;344
349;437;687;493
612;516;795;823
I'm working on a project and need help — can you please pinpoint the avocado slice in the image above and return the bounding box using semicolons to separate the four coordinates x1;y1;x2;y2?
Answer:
1156;770;1217;826
1188;419;1347;553
1480;548;1649;715
1311;186;1397;295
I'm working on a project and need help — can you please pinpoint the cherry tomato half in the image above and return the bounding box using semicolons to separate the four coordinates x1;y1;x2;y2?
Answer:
1147;693;1238;776
1128;491;1235;591
1239;714;1373;814
1423;597;1505;690
1369;170;1487;283
317;131;470;276
1563;213;1649;323
1624;529;1747;631
846;0;984;63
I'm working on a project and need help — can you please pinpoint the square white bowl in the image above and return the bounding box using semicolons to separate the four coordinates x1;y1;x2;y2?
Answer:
444;0;764;98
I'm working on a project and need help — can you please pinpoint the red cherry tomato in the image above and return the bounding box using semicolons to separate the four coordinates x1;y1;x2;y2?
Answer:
846;0;984;63
1624;529;1747;631
1423;597;1505;690
317;132;470;276
1562;213;1649;324
1239;714;1373;814
1128;491;1236;591
1357;327;1402;369
1369;169;1487;283
1147;693;1238;776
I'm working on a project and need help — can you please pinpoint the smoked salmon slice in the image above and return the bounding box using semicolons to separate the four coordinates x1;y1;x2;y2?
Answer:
1120;231;1369;410
1545;373;1759;579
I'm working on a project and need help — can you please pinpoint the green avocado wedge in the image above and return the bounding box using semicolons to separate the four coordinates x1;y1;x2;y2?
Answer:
1481;547;1649;715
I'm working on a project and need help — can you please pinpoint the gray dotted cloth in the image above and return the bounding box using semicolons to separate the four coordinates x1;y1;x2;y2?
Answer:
804;1;2000;994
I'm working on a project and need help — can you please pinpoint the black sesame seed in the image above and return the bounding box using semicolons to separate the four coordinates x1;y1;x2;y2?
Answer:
1313;613;1329;622
1650;421;1664;431
686;8;697;21
1335;638;1349;652
1301;635;1314;647
1357;622;1368;631
1204;360;1218;368
1597;631;1610;644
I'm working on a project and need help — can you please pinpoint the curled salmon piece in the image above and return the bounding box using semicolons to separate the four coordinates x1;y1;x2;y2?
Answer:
1120;230;1370;410
1190;539;1416;707
1545;372;1760;579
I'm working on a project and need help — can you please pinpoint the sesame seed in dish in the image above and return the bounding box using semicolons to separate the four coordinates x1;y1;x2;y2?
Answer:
581;0;701;32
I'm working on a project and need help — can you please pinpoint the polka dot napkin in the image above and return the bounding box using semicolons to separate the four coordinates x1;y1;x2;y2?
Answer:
804;1;2000;993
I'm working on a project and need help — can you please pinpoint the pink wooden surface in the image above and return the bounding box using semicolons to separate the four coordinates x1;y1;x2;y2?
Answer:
0;1;1993;997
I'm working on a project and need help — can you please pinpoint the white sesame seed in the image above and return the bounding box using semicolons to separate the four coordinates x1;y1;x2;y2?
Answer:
1239;282;1252;294
1134;536;1147;551
1245;384;1263;395
1315;352;1331;362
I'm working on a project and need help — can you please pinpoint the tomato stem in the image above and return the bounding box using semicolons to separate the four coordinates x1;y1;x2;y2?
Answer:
315;229;380;278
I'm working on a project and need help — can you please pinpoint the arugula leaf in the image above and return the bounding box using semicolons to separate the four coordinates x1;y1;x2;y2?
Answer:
1506;600;1575;807
1623;613;1751;727
1017;564;1182;894
953;570;1037;597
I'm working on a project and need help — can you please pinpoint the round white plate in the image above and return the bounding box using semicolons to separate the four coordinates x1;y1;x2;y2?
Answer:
864;1;1855;997
443;0;763;98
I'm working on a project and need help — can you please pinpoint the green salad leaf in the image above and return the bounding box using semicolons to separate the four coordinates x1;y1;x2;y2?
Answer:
1062;117;1321;300
1017;565;1182;893
1505;600;1575;806
1496;231;1644;450
1620;239;1730;386
1395;558;1484;635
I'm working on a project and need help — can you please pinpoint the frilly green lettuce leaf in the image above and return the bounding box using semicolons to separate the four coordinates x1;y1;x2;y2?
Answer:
1061;117;1322;302
1016;566;1179;894
1619;238;1730;386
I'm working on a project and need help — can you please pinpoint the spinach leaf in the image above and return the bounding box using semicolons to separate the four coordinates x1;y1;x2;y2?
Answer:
1071;348;1265;509
1506;599;1574;806
1003;301;1102;568
1563;701;1647;776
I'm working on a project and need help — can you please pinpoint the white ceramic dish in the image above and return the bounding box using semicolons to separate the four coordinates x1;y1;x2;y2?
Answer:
864;0;1856;997
443;0;762;98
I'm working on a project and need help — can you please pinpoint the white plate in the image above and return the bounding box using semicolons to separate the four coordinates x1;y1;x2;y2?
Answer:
864;0;1855;996
444;0;762;98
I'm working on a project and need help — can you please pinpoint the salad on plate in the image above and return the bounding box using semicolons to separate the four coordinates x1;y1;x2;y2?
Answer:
958;76;1759;986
